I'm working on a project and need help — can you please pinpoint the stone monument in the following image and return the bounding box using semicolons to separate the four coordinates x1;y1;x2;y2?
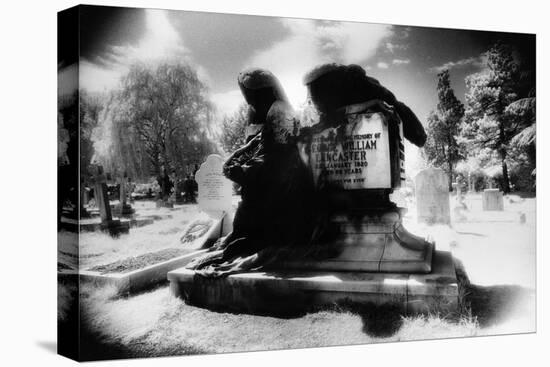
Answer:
168;65;458;316
113;174;135;217
194;154;233;235
195;154;232;216
415;168;451;225
91;165;129;236
78;179;92;218
482;188;504;211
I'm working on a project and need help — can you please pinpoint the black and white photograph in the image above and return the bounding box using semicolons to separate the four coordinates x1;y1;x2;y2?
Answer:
53;1;539;363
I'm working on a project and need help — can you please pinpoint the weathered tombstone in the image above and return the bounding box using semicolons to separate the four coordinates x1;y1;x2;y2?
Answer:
452;189;468;222
482;188;504;211
82;187;89;206
94;169;112;222
415;168;451;225
451;182;458;196
79;181;91;218
181;154;233;242
114;174;135;217
195;154;232;216
91;165;128;235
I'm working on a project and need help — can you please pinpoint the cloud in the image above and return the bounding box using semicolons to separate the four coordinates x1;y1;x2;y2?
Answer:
392;58;410;65
80;13;393;118
80;9;191;93
377;62;389;69
242;19;392;111
429;55;485;73
211;89;245;118
386;42;408;53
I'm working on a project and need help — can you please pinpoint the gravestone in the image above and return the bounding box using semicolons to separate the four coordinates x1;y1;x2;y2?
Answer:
451;182;458;196
114;175;135;217
82;187;90;207
415;168;451;225
452;190;468;222
482;189;504;211
91;165;128;236
79;182;91;218
195;154;232;216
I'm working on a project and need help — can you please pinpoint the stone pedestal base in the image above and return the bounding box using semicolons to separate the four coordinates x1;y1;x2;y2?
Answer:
283;210;434;273
168;251;458;316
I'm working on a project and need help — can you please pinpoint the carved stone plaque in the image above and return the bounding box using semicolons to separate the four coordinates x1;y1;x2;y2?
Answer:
310;112;392;189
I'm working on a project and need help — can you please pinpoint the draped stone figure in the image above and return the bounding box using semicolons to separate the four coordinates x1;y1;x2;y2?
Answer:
186;68;316;277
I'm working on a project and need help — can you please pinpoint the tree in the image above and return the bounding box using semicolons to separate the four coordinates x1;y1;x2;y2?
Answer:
423;69;465;191
463;42;524;193
507;96;536;175
95;62;217;183
220;103;248;154
58;90;79;216
79;91;105;182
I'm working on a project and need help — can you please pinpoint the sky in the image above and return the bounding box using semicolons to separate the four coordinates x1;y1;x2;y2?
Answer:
60;5;535;173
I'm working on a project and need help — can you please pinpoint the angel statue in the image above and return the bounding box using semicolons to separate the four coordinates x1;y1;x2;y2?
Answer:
186;68;316;277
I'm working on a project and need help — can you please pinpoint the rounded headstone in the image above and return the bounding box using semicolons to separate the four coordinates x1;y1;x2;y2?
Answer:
415;168;450;225
195;154;233;215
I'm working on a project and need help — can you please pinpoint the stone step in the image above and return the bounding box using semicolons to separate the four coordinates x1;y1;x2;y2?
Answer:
168;250;458;316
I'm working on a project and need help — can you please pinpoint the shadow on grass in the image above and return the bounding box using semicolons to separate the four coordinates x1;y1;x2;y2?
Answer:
58;282;207;362
464;284;533;328
455;258;534;328
337;302;404;338
76;323;207;361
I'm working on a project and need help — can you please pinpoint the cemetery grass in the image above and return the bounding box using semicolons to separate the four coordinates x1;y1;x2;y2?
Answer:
58;201;205;271
73;278;532;358
62;194;535;358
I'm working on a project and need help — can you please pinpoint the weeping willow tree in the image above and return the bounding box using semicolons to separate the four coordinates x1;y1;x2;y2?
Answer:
93;61;218;182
